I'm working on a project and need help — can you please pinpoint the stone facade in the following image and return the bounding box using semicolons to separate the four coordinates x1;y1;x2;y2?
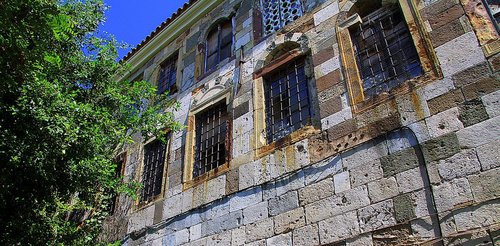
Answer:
102;0;500;245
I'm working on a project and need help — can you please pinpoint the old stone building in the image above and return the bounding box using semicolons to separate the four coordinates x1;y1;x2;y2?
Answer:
102;0;500;245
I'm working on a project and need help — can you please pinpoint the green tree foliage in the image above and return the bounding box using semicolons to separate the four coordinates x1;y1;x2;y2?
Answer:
0;0;181;244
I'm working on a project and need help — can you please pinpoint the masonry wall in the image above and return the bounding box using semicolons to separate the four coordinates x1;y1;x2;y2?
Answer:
102;0;500;245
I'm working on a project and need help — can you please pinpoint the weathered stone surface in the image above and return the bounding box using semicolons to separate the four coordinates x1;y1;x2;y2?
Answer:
426;107;464;138
242;201;268;225
333;171;350;194
458;99;489;127
476;139;500;171
342;140;388;170
303;155;342;185
468;168;500;203
265;233;292;246
231;226;246;246
320;96;343;118
422;77;455;100
456;116;500;148
245;218;274;243
190;224;202;242
318;211;360;245
421;133;460;162
206;230;231;246
453;200;500;232
462;76;500;100
412;189;434;218
432;178;473;212
316;69;341;93
396;167;425;193
380;148;419;177
437;149;481;181
206;175;226;203
431;18;466;48
298;177;334;206
226;168;239;195
230;187;262;212
313;1;339;26
163;194;182;220
482;90;500;118
428;4;465;29
292;224;319;246
350;160;383;188
346;233;373;246
427;89;465;115
393;194;416;223
410;216;439;241
268;191;299;216
275;171;305;197
273;207;306;234
175;229;190;245
371;224;413;245
358;200;397;233
367;177;399;203
452;62;490;87
435;32;485;77
201;211;243;237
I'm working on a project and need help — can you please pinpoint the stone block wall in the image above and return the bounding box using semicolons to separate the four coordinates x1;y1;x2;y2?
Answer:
101;0;500;245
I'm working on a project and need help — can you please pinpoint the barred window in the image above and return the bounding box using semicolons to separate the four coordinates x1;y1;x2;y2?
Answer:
264;57;311;143
157;53;178;94
349;4;422;99
141;138;168;202
261;0;303;36
483;0;500;33
193;102;230;178
206;20;232;72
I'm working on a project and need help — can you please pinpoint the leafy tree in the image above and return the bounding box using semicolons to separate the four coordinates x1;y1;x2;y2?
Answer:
0;0;180;244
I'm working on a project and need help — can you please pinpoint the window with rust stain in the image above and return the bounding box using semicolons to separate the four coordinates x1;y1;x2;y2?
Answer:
206;20;232;72
349;4;422;100
157;53;178;94
193;102;230;178
264;56;311;143
141;137;168;202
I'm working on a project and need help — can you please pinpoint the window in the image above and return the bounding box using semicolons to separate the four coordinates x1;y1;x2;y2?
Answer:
261;0;303;36
483;0;500;34
141;138;168;202
193;102;230;178
206;20;232;72
349;4;423;100
264;56;311;143
108;154;126;215
157;53;178;94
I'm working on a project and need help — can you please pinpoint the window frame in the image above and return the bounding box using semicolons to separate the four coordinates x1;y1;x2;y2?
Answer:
253;47;320;158
260;0;304;36
156;52;179;95
183;91;232;189
204;19;234;73
136;135;171;208
337;0;441;112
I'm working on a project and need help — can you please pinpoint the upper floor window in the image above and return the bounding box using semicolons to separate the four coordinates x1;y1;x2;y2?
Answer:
157;53;178;94
261;0;303;36
483;0;500;34
348;3;422;100
141;137;169;203
206;20;232;72
193;102;230;178
264;56;311;143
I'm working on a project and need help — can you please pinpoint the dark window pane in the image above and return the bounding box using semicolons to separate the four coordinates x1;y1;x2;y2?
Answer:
157;54;178;94
141;137;168;202
205;20;233;72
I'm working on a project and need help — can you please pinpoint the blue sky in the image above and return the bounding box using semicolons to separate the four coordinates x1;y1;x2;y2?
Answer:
101;0;187;59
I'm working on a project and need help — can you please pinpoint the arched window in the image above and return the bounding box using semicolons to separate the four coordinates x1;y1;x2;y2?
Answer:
205;20;232;72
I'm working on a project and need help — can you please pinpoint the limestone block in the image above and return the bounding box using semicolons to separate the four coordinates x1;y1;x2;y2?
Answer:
396;167;425;193
206;175;226;203
425;107;464;138
393;194;416;223
233;132;250;159
456;116;500;148
230;187;262;212
201;199;229;221
437;149;481;181
163;194;182;219
239;160;259;190
233;112;253;136
342;140;389;170
407;120;431;143
175;229;190;245
304;195;336;224
242;201;268;225
432;178;473;212
206;230;231;246
357;200;397;233
367;177;399;203
396;90;430;125
190;224;202;242
410;216;439;241
245;239;266;246
266;233;292;246
435;32;485;77
331;185;370;215
346;234;373;246
421;132;460;162
453;201;500;232
231;226;246;246
298;177;334;206
273;207;306;234
235;32;250;49
468;168;500;202
245;218;274;243
333;171;351;194
303;155;342;185
422;77;455;100
482;90;500;118
314;55;340;78
385;130;418;154
268;191;299;216
275;171;305;197
294;139;310;168
476;139;500;171
318;211;360;245
321;107;353;130
412;189;434;218
292;224;319;246
350;160;383;188
313;1;339;26
200;211;243;237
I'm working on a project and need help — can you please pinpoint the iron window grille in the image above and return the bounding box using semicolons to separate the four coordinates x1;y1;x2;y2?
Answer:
264;56;311;143
206;20;233;72
483;0;500;34
193;102;230;178
261;0;303;36
349;4;423;100
157;53;178;94
141;138;168;202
